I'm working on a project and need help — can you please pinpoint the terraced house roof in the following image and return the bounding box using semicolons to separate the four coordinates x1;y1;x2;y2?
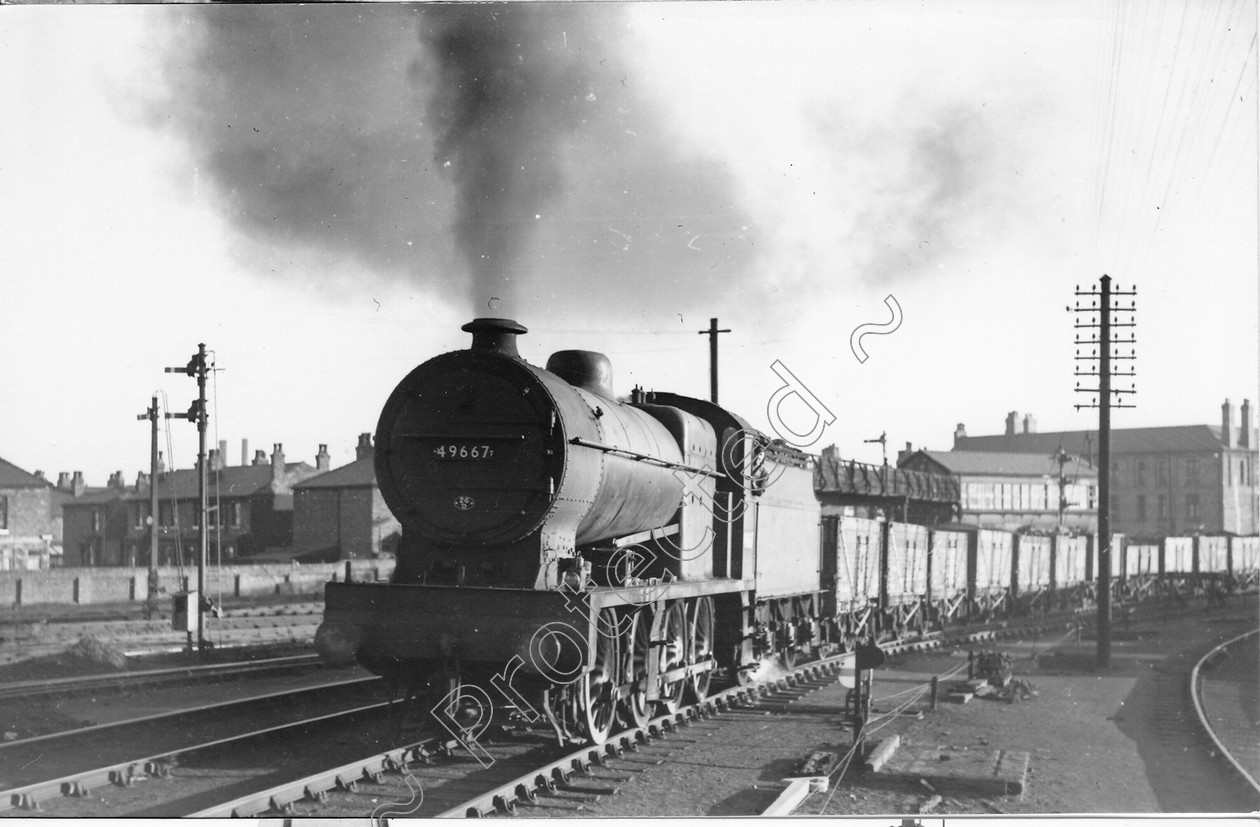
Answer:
0;456;48;488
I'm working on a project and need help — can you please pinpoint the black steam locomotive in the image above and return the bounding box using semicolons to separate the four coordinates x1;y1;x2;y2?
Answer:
316;317;829;745
314;318;1260;746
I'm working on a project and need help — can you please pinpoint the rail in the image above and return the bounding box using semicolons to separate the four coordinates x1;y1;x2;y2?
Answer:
0;652;320;701
1190;627;1260;797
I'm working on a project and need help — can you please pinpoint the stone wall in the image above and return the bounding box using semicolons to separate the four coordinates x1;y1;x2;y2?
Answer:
0;559;396;607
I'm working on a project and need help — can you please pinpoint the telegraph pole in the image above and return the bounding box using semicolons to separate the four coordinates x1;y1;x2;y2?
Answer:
136;396;161;620
1073;276;1136;669
698;318;731;403
166;344;209;654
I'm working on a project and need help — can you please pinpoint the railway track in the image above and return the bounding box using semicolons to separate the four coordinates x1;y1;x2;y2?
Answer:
0;652;321;703
184;619;1013;819
186;657;855;819
4;593;1248;817
0;676;386;815
1191;628;1260;797
0;602;323;666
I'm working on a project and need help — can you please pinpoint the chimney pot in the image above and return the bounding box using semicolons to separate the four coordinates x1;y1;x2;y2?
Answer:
209;448;224;471
253;449;267;466
1005;411;1019;437
72;471;85;497
1222;399;1235;448
356;432;374;461
136;471;149;491
1241;399;1252;449
57;472;70;490
954;423;967;444
157;451;165;473
1024;414;1036;434
316;443;331;472
34;470;45;482
219;439;228;466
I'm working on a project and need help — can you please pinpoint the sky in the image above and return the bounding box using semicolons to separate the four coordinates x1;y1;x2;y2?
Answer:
1;0;1257;486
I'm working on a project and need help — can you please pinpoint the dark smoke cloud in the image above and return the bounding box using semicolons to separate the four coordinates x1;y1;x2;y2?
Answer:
160;4;760;320
810;98;1000;287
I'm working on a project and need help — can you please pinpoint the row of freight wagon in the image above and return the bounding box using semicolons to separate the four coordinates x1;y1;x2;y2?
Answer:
821;515;1260;632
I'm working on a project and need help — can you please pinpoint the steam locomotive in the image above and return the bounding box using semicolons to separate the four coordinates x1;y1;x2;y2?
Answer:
314;318;1260;746
316;317;831;745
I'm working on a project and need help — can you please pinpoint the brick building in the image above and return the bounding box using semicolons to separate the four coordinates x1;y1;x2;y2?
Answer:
289;433;400;561
951;400;1260;539
62;443;320;567
58;472;132;566
897;449;1098;533
0;457;57;570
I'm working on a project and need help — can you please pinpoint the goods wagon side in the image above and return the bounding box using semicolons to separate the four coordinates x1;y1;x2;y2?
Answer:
752;462;822;599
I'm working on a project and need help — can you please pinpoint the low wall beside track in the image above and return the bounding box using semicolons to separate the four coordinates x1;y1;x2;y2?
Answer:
0;560;396;608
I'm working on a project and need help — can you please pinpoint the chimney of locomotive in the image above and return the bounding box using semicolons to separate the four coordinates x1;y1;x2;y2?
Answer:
462;318;528;358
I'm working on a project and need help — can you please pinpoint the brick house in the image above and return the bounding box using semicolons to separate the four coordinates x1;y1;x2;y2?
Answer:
0;457;57;570
289;433;400;561
68;443;320;567
898;449;1098;533
951;400;1260;539
58;472;132;567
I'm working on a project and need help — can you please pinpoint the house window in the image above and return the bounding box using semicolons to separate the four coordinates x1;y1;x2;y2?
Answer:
1186;493;1200;520
1240;460;1246;486
1157;494;1167;520
133;503;147;529
1157;460;1168;485
1186;458;1200;483
1136;495;1146;521
92;508;102;532
0;496;7;531
1137;461;1146;487
160;501;173;527
228;502;242;529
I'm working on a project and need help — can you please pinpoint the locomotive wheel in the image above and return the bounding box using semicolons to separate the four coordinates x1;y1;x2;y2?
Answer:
779;646;797;670
733;640;759;686
580;609;619;745
621;608;652;729
687;597;714;702
656;602;688;714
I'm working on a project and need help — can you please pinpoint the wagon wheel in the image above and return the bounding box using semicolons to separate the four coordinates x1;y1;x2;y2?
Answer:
580;609;619;745
687;597;715;702
779;644;797;671
656;602;688;714
620;607;652;729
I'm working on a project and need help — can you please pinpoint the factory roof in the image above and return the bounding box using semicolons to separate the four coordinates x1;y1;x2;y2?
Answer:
953;425;1236;457
904;450;1097;479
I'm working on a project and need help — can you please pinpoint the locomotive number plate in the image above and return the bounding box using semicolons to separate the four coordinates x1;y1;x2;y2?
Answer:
434;442;496;461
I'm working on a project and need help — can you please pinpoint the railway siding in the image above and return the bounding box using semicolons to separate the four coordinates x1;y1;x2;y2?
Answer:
1192;629;1260;792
